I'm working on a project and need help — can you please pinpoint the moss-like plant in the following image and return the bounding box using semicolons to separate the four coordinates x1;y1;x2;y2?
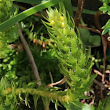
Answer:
0;0;19;58
42;4;97;107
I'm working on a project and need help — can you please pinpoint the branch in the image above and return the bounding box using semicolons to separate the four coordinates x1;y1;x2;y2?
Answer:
95;10;107;82
16;22;41;86
78;24;101;34
93;69;110;86
74;0;85;28
46;76;67;88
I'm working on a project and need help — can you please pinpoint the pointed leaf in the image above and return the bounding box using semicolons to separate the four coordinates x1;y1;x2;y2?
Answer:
75;64;83;76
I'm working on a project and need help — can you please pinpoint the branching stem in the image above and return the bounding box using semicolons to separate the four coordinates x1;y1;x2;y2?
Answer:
93;69;110;86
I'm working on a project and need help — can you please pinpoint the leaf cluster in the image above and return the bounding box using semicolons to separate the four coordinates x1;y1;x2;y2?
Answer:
99;1;110;35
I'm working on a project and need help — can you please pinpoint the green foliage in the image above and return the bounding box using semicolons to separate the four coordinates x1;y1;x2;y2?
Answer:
63;103;95;110
0;78;18;110
99;0;110;3
0;0;19;58
79;28;101;46
0;0;13;23
99;2;110;35
43;4;96;106
96;97;110;110
0;0;66;31
102;19;110;35
0;0;109;109
13;0;49;5
100;3;110;15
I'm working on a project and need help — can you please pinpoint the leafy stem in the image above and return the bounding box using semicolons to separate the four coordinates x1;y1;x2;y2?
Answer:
4;87;72;104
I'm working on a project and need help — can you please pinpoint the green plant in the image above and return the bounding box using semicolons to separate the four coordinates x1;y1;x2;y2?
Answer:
99;0;110;35
0;0;110;110
43;5;96;107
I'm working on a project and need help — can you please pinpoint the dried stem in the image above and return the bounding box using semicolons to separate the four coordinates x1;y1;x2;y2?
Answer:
74;0;85;28
46;76;67;88
16;22;41;86
93;69;110;86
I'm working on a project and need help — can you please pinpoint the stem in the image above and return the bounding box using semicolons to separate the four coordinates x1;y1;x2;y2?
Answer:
74;0;85;28
93;69;110;86
95;10;107;82
46;76;67;88
93;79;105;90
5;88;68;103
79;24;100;34
16;22;41;86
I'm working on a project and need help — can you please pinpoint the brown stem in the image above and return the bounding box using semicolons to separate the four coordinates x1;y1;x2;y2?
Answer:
74;0;85;28
93;69;102;77
93;69;110;86
95;10;107;82
79;24;101;34
46;76;67;88
16;22;41;86
93;79;105;90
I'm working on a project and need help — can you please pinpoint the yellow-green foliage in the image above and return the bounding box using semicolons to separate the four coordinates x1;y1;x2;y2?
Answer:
43;5;96;105
0;0;19;58
0;0;13;23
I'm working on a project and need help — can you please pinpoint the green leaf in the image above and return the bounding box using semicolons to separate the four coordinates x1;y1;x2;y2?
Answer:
65;103;82;110
0;0;66;31
78;28;90;45
100;3;110;15
102;19;110;35
89;35;101;46
82;104;95;110
5;96;11;106
70;74;80;82
105;103;110;110
75;64;83;76
13;0;46;4
0;105;4;110
87;74;97;87
42;97;50;109
99;0;110;3
79;51;86;67
5;26;19;43
55;100;59;110
100;3;108;13
33;95;39;109
79;28;101;46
